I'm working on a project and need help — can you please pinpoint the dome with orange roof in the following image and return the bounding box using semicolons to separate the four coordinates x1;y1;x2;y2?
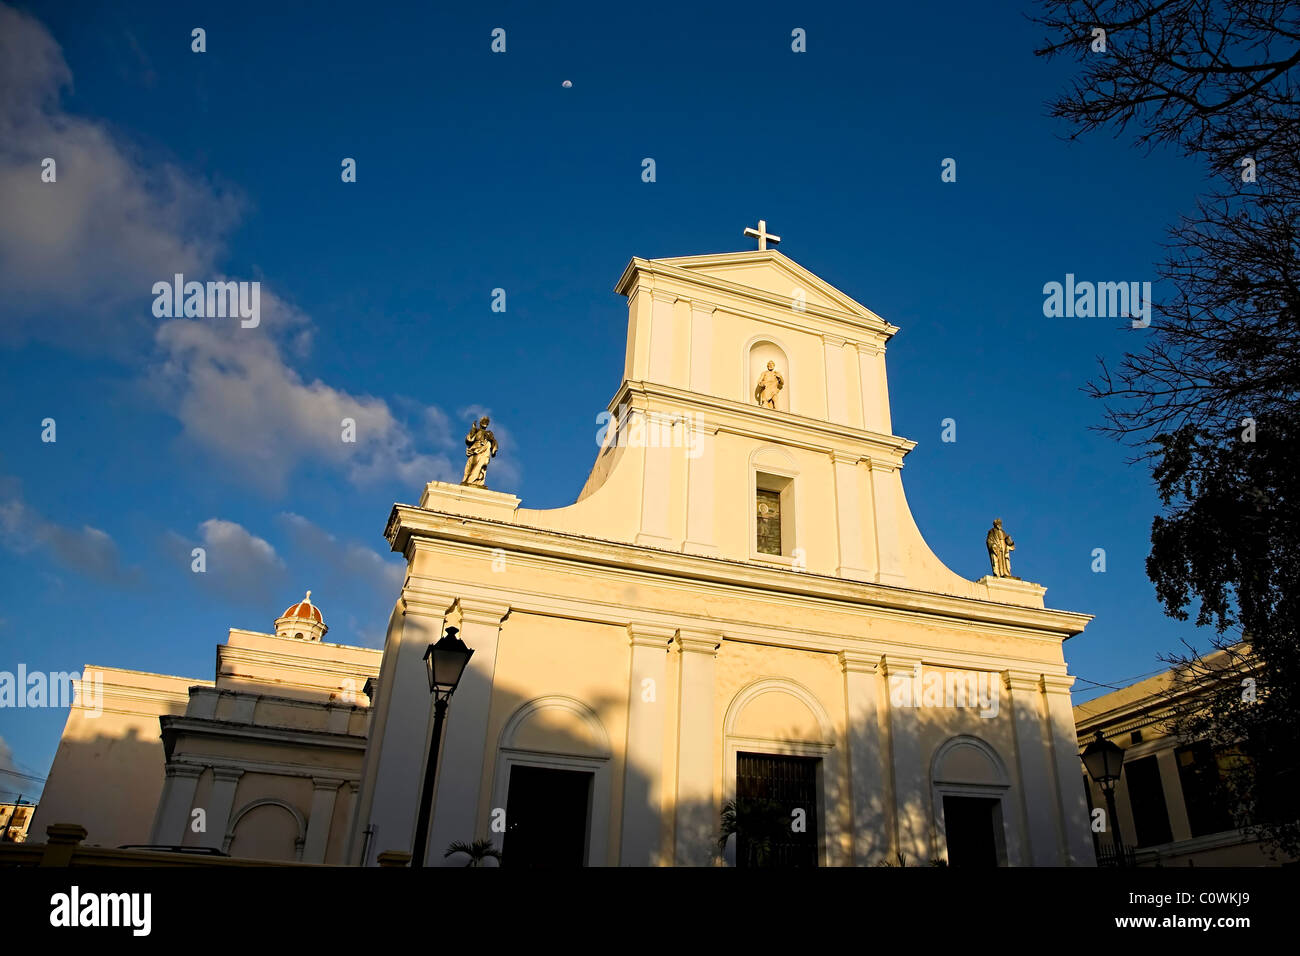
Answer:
274;590;329;641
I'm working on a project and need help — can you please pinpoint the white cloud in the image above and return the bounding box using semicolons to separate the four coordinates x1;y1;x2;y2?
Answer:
0;478;141;586
166;517;286;607
0;4;239;352
0;5;487;501
151;319;459;493
278;512;405;595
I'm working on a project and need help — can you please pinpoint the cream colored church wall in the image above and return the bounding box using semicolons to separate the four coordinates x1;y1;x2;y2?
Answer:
707;432;842;571
477;611;630;865
407;542;1070;679
223;771;314;861
713;640;852;862
29;667;209;849
397;542;1079;865
707;308;829;419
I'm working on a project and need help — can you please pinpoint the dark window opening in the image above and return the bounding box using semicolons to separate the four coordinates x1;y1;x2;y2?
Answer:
1125;755;1173;847
1176;742;1235;837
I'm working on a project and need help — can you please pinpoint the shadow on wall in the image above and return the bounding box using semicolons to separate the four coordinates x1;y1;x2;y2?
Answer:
29;723;161;848
390;666;1084;868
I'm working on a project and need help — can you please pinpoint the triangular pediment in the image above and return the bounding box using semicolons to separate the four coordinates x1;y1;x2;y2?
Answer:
616;250;894;333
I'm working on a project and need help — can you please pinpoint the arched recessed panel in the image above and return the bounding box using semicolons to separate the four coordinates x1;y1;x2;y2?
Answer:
931;736;1009;788
500;695;611;758
724;678;832;744
732;690;823;742
226;799;305;862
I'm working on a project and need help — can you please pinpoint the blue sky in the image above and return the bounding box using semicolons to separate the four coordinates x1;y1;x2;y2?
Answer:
0;0;1216;799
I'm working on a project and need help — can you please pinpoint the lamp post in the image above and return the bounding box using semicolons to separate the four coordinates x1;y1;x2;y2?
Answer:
1081;729;1127;866
410;625;474;868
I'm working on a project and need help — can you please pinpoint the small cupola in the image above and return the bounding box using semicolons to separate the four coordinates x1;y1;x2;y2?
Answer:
274;590;328;641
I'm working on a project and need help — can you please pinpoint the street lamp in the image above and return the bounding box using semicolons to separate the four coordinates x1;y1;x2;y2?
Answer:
410;626;474;868
1081;729;1127;866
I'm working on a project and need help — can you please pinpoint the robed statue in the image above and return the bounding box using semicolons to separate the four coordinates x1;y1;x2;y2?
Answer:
986;518;1015;578
755;361;785;409
462;416;498;487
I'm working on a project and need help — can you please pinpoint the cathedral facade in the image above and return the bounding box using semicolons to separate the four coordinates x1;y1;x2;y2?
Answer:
349;243;1095;866
34;240;1095;867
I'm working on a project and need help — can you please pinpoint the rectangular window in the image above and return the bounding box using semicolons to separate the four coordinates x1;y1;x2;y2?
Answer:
1124;755;1172;847
1176;742;1234;837
756;489;782;555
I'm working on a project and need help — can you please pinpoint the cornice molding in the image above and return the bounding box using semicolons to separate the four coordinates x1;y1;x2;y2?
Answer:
608;380;916;464
160;715;369;752
388;508;1091;640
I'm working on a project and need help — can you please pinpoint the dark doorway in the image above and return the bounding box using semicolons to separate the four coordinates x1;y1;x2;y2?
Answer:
942;796;1002;866
502;765;592;867
735;753;820;867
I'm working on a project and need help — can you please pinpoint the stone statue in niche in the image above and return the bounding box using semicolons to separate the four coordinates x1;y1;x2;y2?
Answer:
461;416;498;487
986;518;1015;578
754;360;785;409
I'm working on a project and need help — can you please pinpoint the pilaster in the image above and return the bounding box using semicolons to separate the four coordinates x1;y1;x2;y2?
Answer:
620;623;675;865
425;599;509;865
303;777;344;863
840;650;889;864
880;654;928;862
1042;674;1097;865
201;766;244;851
672;628;720;866
150;763;203;845
1004;670;1064;865
831;452;872;581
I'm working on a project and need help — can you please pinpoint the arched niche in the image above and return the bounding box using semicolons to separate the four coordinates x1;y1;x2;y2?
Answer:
224;798;306;861
744;336;792;413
